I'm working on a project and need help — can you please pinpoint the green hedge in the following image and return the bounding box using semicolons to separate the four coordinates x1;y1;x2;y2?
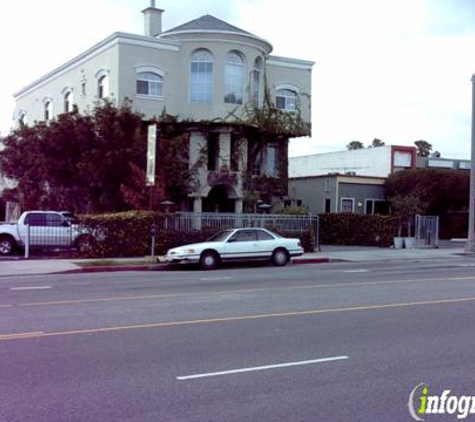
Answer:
76;211;315;258
319;213;400;247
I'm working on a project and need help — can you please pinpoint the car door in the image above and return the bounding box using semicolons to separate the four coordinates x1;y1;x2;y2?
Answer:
222;229;258;260
254;229;277;258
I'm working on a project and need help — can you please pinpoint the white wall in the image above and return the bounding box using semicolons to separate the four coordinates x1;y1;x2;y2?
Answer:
289;146;393;178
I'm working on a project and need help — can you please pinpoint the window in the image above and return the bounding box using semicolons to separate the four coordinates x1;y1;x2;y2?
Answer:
229;230;257;242
251;57;262;107
325;198;332;213
265;144;277;177
44;101;52;121
276;88;297;111
224;51;244;104
98;74;109;99
207;133;219;171
64;91;73;113
137;72;163;97
24;213;47;227
190;49;213;103
341;198;355;213
256;230;274;241
252;149;262;176
365;199;389;215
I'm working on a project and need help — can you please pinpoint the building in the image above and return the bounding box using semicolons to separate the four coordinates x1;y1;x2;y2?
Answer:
289;145;416;215
12;2;313;213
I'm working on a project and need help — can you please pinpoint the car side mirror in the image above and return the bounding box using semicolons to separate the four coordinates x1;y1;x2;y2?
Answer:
228;238;237;243
61;220;70;227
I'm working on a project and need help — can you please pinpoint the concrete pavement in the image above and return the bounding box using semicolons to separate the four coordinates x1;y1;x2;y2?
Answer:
0;241;468;277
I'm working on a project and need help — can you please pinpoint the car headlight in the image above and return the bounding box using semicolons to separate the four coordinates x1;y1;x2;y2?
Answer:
175;248;195;255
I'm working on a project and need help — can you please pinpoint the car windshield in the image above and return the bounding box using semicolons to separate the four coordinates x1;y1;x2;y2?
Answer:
206;230;233;242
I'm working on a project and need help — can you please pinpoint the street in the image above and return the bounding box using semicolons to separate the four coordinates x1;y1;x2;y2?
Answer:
1;258;475;421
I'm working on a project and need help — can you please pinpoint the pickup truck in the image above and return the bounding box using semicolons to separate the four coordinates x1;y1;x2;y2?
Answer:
0;211;90;255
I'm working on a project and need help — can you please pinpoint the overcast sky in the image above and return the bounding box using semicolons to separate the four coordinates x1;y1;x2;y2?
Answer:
1;0;475;158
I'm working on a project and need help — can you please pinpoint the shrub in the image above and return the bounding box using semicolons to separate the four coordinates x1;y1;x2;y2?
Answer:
319;213;400;246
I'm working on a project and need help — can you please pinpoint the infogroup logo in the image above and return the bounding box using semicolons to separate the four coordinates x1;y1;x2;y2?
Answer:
408;383;475;421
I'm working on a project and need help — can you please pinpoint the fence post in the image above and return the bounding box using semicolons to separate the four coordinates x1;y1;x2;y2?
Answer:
150;222;156;260
24;224;30;259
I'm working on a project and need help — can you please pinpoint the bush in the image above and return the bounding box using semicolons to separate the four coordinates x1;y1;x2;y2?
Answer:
319;213;400;246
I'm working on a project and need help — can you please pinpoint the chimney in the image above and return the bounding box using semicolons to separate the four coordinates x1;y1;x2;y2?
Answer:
142;1;164;37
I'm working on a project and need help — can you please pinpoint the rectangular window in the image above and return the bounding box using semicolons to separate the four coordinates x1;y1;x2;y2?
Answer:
265;144;277;177
365;199;389;215
191;62;213;103
341;198;355;213
207;133;219;171
325;198;331;213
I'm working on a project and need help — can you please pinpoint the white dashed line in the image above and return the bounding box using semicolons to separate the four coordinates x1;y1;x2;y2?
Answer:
177;356;349;380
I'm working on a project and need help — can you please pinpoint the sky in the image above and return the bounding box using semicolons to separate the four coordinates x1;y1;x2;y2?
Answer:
1;0;475;158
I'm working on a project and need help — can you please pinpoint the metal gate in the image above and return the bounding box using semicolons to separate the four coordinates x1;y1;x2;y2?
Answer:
415;215;439;248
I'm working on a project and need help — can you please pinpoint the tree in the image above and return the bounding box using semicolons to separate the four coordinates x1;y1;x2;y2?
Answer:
386;168;469;216
414;140;432;157
346;141;364;150
0;101;146;213
370;138;385;148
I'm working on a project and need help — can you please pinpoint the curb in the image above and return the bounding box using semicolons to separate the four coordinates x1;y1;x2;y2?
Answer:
61;264;169;274
60;257;346;274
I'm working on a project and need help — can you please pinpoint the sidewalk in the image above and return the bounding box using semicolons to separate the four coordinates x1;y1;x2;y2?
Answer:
0;242;469;277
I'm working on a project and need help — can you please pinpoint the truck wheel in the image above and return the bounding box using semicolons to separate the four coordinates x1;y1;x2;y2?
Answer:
0;236;16;256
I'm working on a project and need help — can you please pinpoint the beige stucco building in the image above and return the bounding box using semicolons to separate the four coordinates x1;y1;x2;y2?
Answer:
13;3;313;213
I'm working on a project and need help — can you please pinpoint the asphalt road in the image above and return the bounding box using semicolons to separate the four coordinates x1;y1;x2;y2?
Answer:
1;258;475;421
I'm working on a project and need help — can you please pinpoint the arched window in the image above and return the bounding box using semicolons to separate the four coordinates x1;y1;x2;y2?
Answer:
190;49;214;103
276;88;298;111
251;57;262;107
98;74;109;99
44;101;52;121
64;90;73;113
137;72;163;97
224;51;244;104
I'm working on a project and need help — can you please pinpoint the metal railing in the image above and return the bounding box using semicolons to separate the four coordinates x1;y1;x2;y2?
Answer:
415;215;439;248
164;212;319;250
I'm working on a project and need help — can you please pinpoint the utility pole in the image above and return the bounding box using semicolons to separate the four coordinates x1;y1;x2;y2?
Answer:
466;75;475;253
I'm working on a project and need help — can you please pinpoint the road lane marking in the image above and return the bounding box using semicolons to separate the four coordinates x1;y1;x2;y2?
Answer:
3;295;475;341
200;276;232;281
176;356;349;381
15;275;475;308
0;331;44;340
343;270;369;273
10;286;52;291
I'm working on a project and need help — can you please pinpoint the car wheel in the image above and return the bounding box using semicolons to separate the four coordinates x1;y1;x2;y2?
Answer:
0;236;16;256
200;250;220;270
272;248;289;266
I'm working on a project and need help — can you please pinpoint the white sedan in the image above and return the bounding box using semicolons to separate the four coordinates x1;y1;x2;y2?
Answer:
165;228;304;270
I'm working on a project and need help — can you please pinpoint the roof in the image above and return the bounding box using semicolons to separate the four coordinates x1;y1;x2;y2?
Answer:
162;14;253;36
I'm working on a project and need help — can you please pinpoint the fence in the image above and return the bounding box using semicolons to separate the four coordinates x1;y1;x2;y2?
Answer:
415;214;439;248
164;212;319;250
